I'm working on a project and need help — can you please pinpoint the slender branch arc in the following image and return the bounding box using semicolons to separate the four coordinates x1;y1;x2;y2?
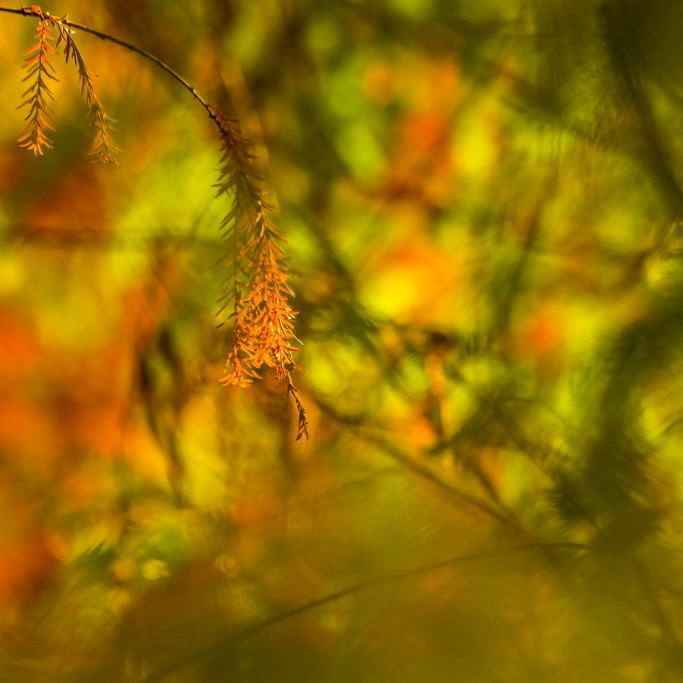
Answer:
1;5;308;437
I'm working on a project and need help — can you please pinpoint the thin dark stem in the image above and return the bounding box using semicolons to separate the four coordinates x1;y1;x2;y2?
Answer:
0;6;228;134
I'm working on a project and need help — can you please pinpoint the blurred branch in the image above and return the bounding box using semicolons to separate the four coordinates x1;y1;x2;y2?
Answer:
0;228;223;250
142;541;590;682
313;395;528;535
598;0;683;218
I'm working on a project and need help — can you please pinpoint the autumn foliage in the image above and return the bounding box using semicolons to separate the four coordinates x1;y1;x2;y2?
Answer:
17;16;57;154
4;1;683;682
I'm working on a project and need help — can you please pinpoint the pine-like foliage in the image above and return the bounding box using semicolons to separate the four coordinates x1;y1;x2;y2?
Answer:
215;116;308;439
17;9;117;162
57;26;119;164
17;16;56;154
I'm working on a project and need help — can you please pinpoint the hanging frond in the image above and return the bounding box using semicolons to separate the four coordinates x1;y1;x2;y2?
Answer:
16;12;118;163
17;17;57;155
214;115;308;439
7;7;307;437
56;24;119;164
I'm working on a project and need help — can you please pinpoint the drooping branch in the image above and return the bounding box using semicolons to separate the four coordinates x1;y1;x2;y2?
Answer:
214;115;308;439
1;5;307;436
1;6;237;140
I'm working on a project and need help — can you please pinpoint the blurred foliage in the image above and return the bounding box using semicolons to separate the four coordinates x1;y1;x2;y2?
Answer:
3;0;683;680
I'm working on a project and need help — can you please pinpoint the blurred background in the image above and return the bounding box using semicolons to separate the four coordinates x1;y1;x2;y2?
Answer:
3;0;683;680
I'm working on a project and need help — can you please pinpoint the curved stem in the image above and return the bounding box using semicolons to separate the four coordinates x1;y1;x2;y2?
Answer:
0;5;227;134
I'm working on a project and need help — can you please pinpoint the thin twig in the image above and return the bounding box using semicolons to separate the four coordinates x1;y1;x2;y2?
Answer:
0;6;227;134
